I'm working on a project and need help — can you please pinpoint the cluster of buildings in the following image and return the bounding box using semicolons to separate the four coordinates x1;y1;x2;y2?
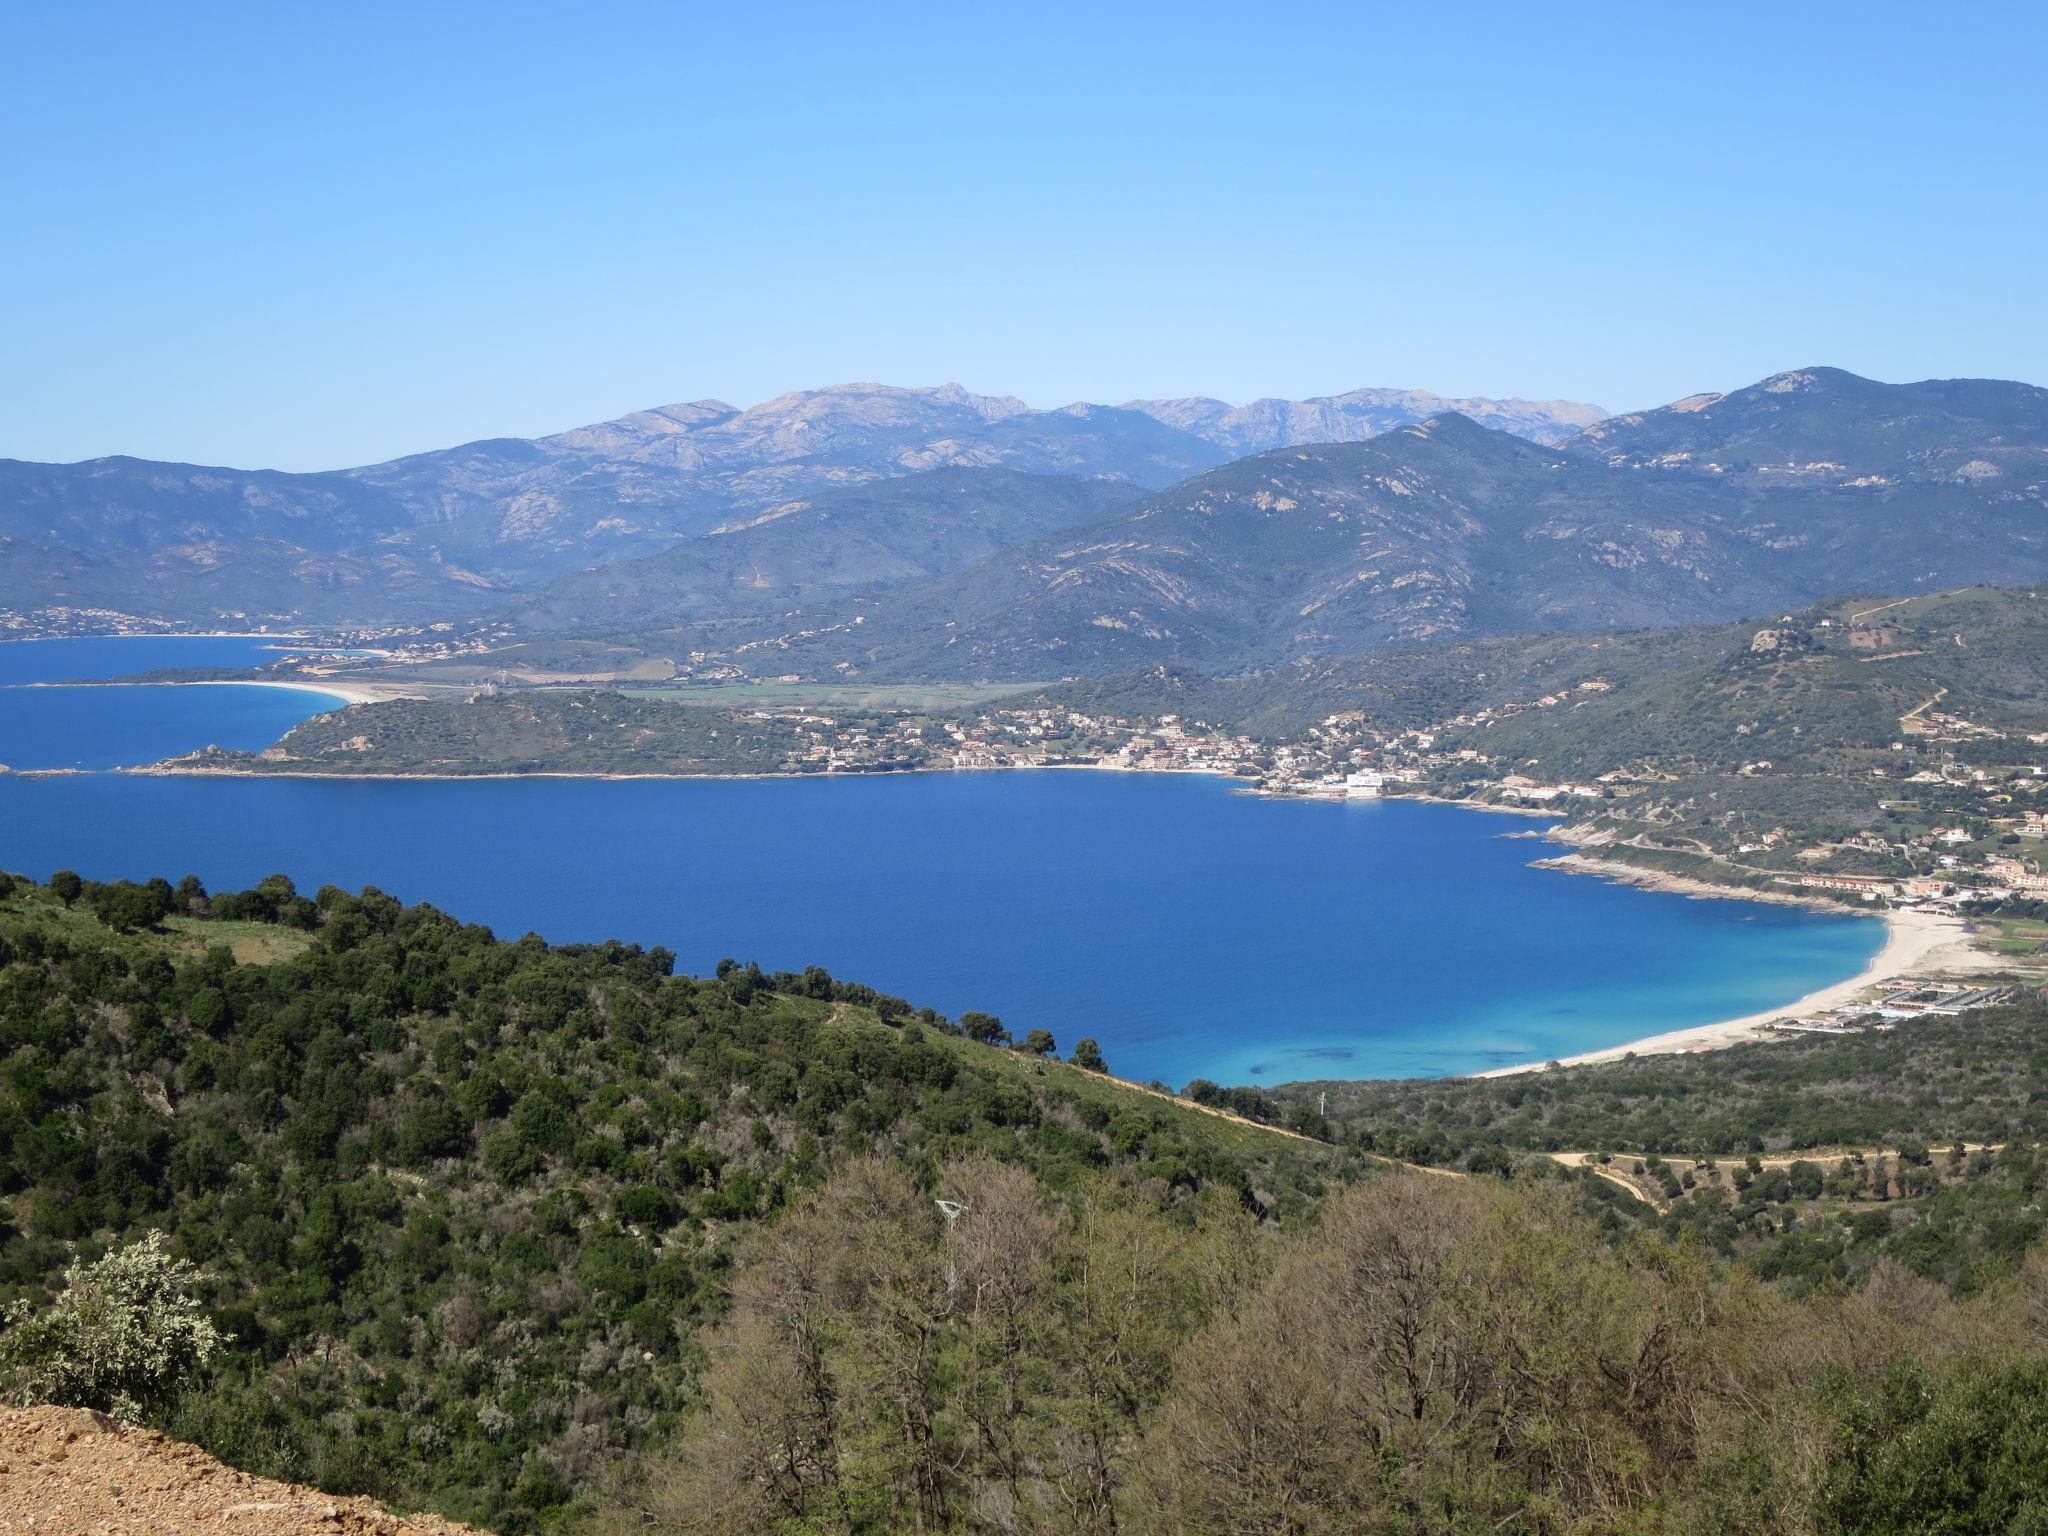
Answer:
1901;707;2021;744
1769;977;2016;1037
1777;799;2048;909
928;708;1264;775
1;608;298;638
1234;684;1624;805
701;704;1270;778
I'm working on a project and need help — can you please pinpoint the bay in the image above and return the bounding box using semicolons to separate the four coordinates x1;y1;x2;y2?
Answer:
0;635;342;771
0;637;1884;1086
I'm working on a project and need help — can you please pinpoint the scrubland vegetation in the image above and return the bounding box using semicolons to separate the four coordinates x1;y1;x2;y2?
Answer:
4;869;2048;1533
0;870;1347;1531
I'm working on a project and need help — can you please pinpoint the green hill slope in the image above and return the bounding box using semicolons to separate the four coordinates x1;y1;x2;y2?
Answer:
0;871;1352;1532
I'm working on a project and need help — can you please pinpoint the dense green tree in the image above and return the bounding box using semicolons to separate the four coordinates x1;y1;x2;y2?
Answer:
960;1011;1009;1045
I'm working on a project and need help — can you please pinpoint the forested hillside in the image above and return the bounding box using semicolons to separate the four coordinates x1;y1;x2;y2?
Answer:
0;871;1350;1532
1006;620;1751;739
151;692;936;778
588;1153;2048;1536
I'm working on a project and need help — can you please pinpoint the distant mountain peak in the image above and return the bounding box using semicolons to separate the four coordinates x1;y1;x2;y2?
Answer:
1568;366;2048;483
1122;387;1607;453
1748;366;1884;398
742;381;1032;420
928;381;1033;420
538;399;737;456
658;398;741;419
1409;410;1482;434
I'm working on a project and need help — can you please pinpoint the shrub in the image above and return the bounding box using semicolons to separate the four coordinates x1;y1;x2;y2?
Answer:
0;1232;224;1420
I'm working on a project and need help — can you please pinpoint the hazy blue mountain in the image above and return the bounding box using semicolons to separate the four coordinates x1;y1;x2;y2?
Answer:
7;369;2043;636
495;467;1143;631
0;383;1223;623
1567;365;2048;482
1560;366;2048;595
1126;387;1608;452
636;415;1774;677
624;375;2048;680
337;384;1224;584
0;457;489;623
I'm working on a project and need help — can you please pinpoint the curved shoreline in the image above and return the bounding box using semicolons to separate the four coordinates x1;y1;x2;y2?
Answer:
13;647;2007;1087
1476;905;1989;1078
17;677;391;706
168;677;388;706
118;758;1248;783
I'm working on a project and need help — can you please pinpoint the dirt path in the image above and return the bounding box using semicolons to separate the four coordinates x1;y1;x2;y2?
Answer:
1544;1151;1665;1208
1900;685;1948;731
1849;595;1917;626
1545;1142;2018;1208
1028;1054;1463;1179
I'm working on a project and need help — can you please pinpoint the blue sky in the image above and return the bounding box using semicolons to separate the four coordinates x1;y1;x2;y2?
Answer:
3;2;2043;470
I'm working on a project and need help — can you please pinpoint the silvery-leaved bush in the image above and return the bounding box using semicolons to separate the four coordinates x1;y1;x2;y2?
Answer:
0;1230;224;1420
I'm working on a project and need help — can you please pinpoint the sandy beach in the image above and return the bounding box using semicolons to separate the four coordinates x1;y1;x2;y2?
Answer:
1479;905;1992;1077
192;677;392;705
25;676;401;706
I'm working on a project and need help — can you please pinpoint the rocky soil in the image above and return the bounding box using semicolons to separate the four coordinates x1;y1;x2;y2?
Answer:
0;1406;482;1535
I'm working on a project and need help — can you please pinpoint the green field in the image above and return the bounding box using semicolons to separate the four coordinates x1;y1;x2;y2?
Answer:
1982;913;2048;959
1;886;316;966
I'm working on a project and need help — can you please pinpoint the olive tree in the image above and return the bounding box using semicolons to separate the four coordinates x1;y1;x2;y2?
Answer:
0;1232;224;1421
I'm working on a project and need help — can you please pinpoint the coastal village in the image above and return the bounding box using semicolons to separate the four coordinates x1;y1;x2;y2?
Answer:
714;681;2043;1050
704;676;2048;919
16;614;2048;1004
59;610;2044;926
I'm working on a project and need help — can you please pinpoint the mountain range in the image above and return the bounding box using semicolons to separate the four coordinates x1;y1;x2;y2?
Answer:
8;368;2046;682
563;368;2048;681
0;382;1600;625
1124;386;1608;453
492;467;1145;632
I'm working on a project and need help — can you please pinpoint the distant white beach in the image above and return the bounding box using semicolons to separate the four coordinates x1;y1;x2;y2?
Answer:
1479;907;1990;1078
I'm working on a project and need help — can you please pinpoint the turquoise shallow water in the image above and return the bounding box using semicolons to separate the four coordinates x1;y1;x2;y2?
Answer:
0;638;1885;1086
0;636;341;770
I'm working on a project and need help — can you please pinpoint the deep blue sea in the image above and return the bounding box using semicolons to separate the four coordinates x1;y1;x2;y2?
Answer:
0;637;1885;1085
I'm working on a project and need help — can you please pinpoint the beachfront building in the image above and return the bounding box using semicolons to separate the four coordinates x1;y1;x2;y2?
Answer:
1794;873;1898;897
